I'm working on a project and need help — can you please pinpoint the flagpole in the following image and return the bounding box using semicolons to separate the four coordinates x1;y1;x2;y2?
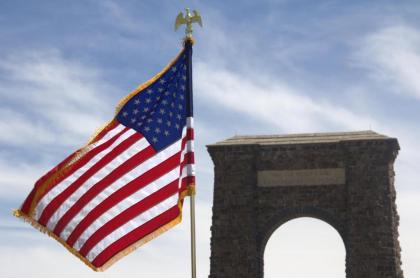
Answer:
185;38;197;278
175;9;202;278
190;192;197;278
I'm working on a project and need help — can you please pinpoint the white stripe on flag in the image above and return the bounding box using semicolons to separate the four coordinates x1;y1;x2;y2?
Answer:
34;125;129;220
185;140;194;152
86;193;179;262
181;140;194;158
186;117;193;127
60;137;182;241
46;137;149;230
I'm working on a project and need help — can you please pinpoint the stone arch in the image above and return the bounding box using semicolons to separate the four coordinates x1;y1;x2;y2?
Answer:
258;207;347;278
260;206;347;258
262;215;347;278
207;131;403;278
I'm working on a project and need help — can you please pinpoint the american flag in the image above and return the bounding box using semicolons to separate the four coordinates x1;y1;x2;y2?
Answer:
14;44;195;271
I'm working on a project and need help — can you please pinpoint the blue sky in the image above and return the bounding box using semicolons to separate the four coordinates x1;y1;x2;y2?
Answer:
1;0;420;277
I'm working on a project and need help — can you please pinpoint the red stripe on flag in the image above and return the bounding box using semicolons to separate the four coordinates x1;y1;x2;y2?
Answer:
38;132;142;226
66;151;181;247
20;189;37;215
181;152;195;166
79;180;179;256
186;128;194;140
92;205;180;268
52;145;156;236
181;128;194;149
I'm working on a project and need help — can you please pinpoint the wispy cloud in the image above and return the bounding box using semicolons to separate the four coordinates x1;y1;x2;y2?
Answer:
98;0;143;32
0;49;119;202
0;49;116;148
0;159;51;198
196;62;375;134
355;25;420;100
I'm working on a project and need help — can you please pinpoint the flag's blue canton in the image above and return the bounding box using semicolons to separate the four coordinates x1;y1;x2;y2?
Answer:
117;53;188;152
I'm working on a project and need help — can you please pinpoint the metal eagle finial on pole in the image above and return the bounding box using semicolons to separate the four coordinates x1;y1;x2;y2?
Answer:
175;8;203;41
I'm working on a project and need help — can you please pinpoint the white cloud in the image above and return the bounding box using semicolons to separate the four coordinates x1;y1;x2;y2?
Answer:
0;159;52;198
0;49;116;147
0;108;57;145
356;25;420;99
0;49;121;203
98;0;141;32
196;62;375;134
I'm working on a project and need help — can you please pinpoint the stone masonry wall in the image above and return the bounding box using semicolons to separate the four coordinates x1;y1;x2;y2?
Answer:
207;136;403;278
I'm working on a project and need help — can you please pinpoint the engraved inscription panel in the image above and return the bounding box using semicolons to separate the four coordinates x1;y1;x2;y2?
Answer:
257;168;345;187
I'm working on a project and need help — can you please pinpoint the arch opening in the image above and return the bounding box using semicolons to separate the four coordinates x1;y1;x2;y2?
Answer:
263;217;346;278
